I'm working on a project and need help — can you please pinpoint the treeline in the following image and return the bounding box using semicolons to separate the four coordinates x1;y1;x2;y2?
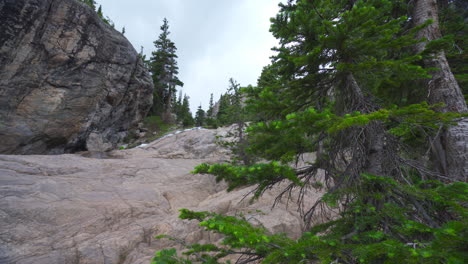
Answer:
142;16;254;130
193;78;252;128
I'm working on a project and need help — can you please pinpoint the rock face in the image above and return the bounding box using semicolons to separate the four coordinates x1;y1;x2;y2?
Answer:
0;127;321;264
0;0;153;154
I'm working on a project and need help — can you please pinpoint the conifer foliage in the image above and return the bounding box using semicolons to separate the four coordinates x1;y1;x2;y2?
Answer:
149;18;184;123
195;105;206;127
174;93;194;127
205;93;216;127
209;78;248;128
153;0;467;263
216;79;243;126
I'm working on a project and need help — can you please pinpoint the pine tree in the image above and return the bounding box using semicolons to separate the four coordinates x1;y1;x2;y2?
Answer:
215;79;244;126
181;94;194;127
227;78;252;165
96;5;103;17
216;93;231;126
207;93;214;118
194;105;206;127
205;93;216;127
227;78;242;123
149;18;183;123
243;64;285;121
174;92;194;127
175;90;183;122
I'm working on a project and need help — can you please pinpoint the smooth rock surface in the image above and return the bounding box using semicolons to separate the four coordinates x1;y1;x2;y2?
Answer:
0;0;153;154
0;127;321;264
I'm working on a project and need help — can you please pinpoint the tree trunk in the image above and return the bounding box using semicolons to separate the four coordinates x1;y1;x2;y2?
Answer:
162;85;175;124
413;0;468;181
345;73;387;177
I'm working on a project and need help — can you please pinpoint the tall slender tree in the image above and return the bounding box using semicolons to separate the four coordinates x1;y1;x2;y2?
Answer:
207;93;214;118
181;94;194;127
205;93;217;128
216;93;231;125
412;0;468;181
149;18;183;123
96;5;103;17
195;105;206;127
174;90;183;120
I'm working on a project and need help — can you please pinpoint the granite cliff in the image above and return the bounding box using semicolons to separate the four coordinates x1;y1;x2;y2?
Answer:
0;0;153;154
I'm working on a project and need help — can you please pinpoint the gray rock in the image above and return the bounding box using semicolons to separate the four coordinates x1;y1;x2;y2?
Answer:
0;127;322;264
0;0;154;154
86;132;113;152
137;127;232;160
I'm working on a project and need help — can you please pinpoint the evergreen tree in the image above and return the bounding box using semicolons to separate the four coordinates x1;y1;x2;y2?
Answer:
243;64;285;121
149;18;183;122
216;93;231;126
175;92;194;127
226;78;253;165
175;90;183;122
207;93;214;118
181;95;194;127
412;0;468;181
227;78;242;123
215;78;245;126
96;5;103;17
153;1;467;263
194;105;206;127
205;93;216;128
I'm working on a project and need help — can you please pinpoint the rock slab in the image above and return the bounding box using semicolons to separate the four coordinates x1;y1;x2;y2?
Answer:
0;127;321;264
0;0;154;154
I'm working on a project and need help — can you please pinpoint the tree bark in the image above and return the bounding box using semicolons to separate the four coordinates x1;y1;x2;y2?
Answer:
413;0;467;181
345;73;387;176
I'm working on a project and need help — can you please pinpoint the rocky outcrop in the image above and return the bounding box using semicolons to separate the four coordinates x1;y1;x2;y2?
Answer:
130;127;233;160
0;0;154;154
0;127;321;264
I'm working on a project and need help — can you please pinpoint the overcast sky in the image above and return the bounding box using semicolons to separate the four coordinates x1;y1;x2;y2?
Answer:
97;0;280;113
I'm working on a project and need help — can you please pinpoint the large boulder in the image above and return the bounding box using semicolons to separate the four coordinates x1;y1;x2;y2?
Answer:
0;0;154;154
